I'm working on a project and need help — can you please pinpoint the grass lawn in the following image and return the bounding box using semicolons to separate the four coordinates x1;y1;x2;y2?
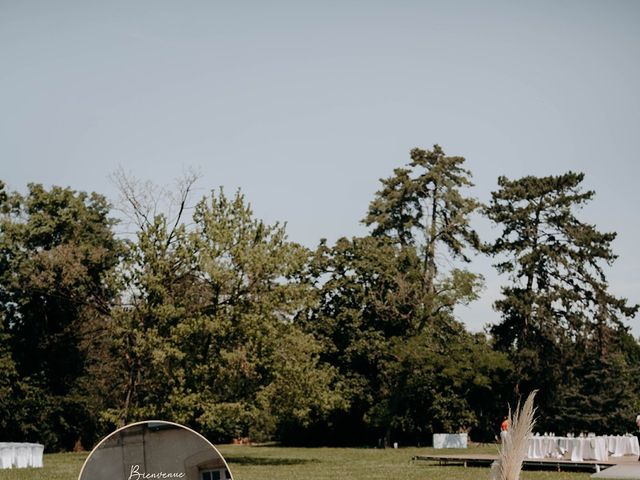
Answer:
0;445;593;480
0;451;87;480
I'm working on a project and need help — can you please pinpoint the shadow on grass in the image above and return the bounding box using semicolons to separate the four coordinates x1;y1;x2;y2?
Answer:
225;456;320;466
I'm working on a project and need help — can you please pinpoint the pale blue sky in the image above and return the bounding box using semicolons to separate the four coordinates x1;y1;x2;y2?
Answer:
1;0;639;334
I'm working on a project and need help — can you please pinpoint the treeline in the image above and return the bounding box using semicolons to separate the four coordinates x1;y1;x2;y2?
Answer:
0;146;638;451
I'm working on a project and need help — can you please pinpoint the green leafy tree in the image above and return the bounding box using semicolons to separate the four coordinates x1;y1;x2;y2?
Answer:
300;236;421;444
548;326;640;434
0;182;122;449
189;189;342;441
373;331;513;443
104;170;202;427
107;180;341;441
485;172;639;431
301;234;505;444
0;184;18;437
106;215;199;426
0;316;18;438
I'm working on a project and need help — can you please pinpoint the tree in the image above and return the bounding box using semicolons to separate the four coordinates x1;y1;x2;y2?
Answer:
363;144;482;325
0;182;122;449
373;330;513;443
299;236;422;444
105;214;199;426
548;327;640;434
0;316;18;438
105;180;342;441
362;145;486;439
104;169;202;427
299;146;492;444
301;234;505;444
485;172;639;431
189;188;342;441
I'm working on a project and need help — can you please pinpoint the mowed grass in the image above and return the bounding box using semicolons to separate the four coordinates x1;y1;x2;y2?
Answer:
218;445;592;480
0;451;86;480
0;445;592;480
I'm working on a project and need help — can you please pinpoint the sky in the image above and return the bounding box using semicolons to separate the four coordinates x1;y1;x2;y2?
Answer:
1;0;639;335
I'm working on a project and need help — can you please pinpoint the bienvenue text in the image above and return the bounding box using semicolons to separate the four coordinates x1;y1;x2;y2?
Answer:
128;464;186;479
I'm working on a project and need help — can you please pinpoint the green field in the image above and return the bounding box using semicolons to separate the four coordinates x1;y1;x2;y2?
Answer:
0;445;592;480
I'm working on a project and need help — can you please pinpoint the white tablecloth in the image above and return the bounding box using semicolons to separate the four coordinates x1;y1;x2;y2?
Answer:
527;436;610;461
432;433;468;449
603;436;640;457
0;443;44;469
526;435;640;462
565;437;608;462
527;436;564;459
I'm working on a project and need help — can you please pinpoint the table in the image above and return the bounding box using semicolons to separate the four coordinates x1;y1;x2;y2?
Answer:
564;437;608;462
0;443;44;469
526;435;640;462
603;436;640;457
432;433;468;449
527;435;564;459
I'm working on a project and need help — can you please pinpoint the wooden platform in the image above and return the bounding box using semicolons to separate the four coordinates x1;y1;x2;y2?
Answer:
591;464;640;479
412;454;639;473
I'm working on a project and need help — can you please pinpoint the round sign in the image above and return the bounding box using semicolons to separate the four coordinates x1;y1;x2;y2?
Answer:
78;421;233;480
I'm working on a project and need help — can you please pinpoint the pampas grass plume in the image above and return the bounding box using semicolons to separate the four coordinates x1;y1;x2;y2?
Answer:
498;390;537;480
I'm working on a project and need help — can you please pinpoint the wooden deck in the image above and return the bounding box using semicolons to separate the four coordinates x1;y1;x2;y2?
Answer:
412;454;640;473
592;464;640;479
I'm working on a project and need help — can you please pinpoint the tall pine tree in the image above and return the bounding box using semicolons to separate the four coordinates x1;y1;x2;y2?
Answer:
485;172;638;432
364;145;482;330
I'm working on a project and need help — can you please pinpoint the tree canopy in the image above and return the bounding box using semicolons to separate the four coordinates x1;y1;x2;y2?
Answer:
0;151;637;450
0;182;122;449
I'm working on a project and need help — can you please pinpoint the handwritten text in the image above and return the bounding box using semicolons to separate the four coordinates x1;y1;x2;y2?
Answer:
128;464;186;480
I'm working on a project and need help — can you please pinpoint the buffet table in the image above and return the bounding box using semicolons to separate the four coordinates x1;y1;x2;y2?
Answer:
526;435;639;462
0;443;44;469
